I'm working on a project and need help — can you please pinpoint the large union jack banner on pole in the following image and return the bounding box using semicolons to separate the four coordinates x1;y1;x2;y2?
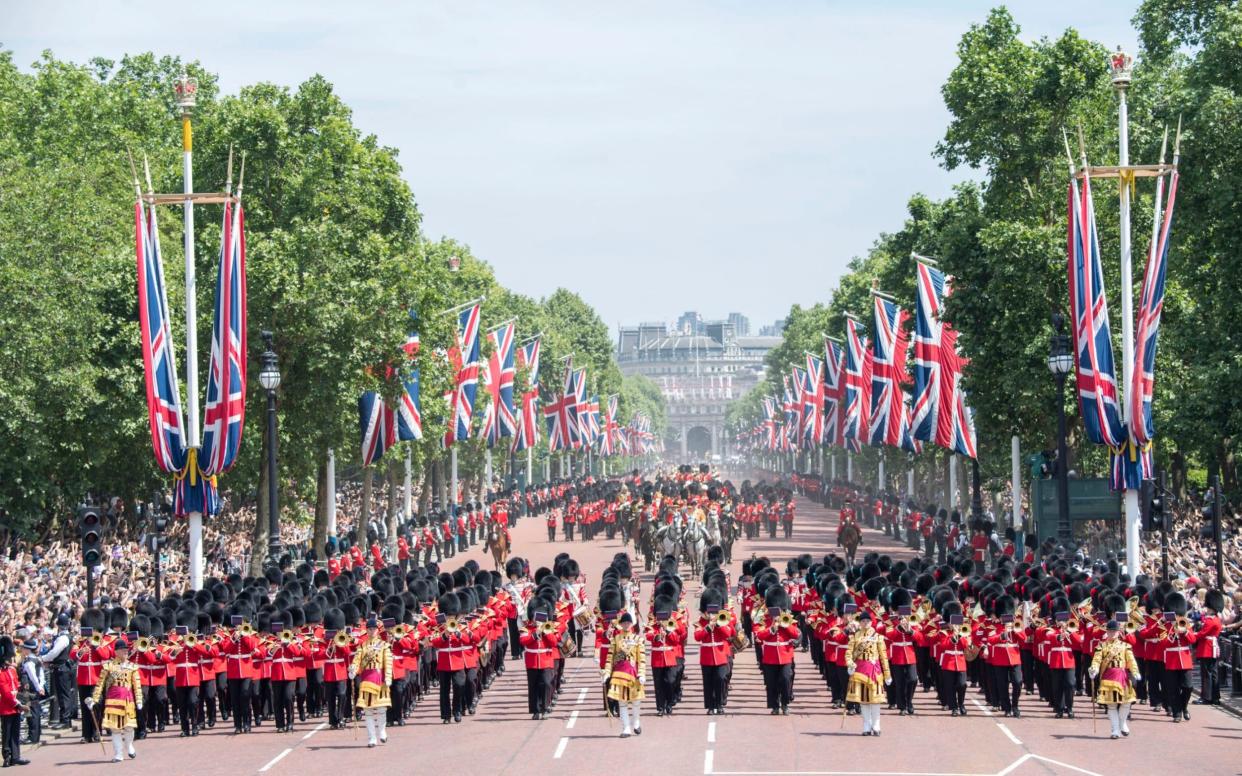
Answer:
512;336;541;453
199;198;248;478
842;317;871;453
359;391;396;466
803;354;825;447
481;322;517;447
443;303;482;447
868;295;910;448
912;262;948;444
396;313;423;441
544;359;579;452
1067;174;1127;452
136;197;188;475
823;338;844;447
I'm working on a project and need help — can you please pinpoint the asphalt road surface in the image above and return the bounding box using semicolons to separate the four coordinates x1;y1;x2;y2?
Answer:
31;486;1242;776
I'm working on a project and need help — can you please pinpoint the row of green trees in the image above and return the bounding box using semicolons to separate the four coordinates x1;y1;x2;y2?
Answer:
729;3;1240;499
0;51;665;549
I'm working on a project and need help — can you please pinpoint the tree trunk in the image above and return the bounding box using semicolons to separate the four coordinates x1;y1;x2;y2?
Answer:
1169;449;1187;502
313;453;330;563
360;466;373;541
249;428;270;577
1222;437;1237;494
419;464;433;518
436;458;448;510
386;459;399;559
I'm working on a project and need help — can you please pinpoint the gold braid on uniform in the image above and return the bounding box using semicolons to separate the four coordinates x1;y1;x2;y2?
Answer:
351;636;393;709
92;659;142;731
1090;639;1139;705
606;631;646;703
845;631;890;705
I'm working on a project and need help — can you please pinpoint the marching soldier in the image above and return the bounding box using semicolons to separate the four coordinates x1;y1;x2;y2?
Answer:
88;637;142;763
1089;620;1142;739
754;588;799;715
606;612;645;738
693;588;734;715
350;615;393;747
846;611;891;736
519;603;561;720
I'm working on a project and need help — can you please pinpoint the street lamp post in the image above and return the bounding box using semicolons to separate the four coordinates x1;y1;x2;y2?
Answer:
259;331;282;565
1047;313;1075;547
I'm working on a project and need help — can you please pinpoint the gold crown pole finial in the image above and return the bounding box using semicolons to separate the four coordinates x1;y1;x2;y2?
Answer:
1110;47;1133;92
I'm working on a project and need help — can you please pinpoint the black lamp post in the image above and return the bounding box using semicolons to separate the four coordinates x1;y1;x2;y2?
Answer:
1047;313;1074;547
259;331;282;564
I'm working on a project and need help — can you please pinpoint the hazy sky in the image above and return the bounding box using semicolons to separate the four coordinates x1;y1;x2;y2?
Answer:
4;1;1139;334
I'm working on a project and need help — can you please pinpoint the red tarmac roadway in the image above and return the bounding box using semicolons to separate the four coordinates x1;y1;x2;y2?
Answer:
29;481;1242;775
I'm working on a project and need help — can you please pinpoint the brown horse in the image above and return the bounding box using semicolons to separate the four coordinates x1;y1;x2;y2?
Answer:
838;522;863;565
486;522;509;570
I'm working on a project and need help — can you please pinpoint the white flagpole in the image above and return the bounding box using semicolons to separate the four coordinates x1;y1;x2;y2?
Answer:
450;446;459;517
403;446;413;519
175;73;204;591
326;448;337;538
949;452;958;513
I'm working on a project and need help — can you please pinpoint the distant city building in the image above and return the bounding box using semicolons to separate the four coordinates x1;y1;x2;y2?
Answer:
675;310;704;335
617;317;781;460
727;312;750;337
759;318;786;337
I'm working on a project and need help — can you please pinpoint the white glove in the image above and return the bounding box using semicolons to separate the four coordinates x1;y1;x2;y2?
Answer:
1134;674;1142;682
136;704;143;712
847;667;854;676
348;668;356;680
884;677;892;686
85;698;95;708
1088;667;1098;679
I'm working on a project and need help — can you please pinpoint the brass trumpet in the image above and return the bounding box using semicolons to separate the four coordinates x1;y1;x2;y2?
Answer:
1011;616;1025;631
183;633;199;648
333;630;352;647
1174;615;1191;635
279;629;295;644
239;622;256;637
539;620;559;636
662;617;678;632
955;623;971;638
1064;620;1079;634
715;610;731;627
390;623;410;639
134;636;152;652
443;617;461;633
776;611;796;628
89;633;103;648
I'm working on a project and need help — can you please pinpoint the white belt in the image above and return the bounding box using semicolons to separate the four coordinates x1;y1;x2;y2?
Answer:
892;641;912;647
525;648;551;655
652;646;677;652
272;658;297;663
438;646;469;653
943;650;963;656
325;659;345;665
79;661;101;667
1050;647;1072;653
175;662;196;669
1167;646;1189;652
765;641;795;647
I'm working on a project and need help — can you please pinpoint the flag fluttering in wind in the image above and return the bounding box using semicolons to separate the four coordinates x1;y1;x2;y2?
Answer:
512;336;541;454
842;318;871;453
868;296;910;448
803;354;825;447
911;262;976;458
544;359;579;452
359;391;396;466
823;338;844;447
443;303;482;447
200;198;248;478
481;322;517;448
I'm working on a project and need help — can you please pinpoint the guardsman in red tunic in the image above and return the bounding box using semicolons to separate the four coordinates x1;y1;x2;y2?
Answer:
694;589;734;715
1157;592;1197;722
73;617;115;743
645;599;684;716
1194;589;1225;705
519;607;562;719
134;633;168;736
430;597;476;724
168;624;209;737
880;593;919;715
935;613;970;716
318;613;354;730
220;617;258;733
0;637;29;767
754;590;799;715
986;600;1024;717
1040;612;1083;718
781;496;796;539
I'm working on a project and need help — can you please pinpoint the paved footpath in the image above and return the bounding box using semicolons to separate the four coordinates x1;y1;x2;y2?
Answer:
31;489;1242;775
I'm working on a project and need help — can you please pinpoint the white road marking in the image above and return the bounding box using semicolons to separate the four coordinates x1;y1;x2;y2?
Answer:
706;754;1105;776
553;736;569;759
301;722;327;741
566;710;579;729
995;723;1021;745
707;720;717;742
996;754;1103;776
576;688;588;704
970;699;992;716
259;748;292;773
704;749;715;775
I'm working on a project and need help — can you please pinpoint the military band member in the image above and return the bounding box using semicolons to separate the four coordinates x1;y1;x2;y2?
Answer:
755;588;799;715
88;638;142;763
519;604;561;720
319;609;354;729
350;615;393;747
1089;620;1142;739
846;611;891;736
694;588;734;715
645;597;684;717
606;612;645;738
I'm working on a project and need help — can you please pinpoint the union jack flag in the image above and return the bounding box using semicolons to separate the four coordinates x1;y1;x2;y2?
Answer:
912;262;948;444
511;390;539;453
135;198;187;474
395;312;422;441
518;337;541;388
544;360;579;452
1067;175;1126;451
948;377;976;458
359;391;396;466
782;377;798;452
803;354;825;446
480;322;517;447
200;199;248;477
842;318;871;452
823;338;844;447
762;397;777;451
1129;169;1178;449
868;296;910;448
443;303;482;447
572;368;591;448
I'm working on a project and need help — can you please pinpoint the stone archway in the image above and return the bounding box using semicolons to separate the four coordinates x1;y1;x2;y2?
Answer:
686;426;712;461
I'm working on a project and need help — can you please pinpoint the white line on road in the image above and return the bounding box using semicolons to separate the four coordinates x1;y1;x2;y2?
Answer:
259;748;292;773
567;710;579;729
707;721;717;743
704;749;715;775
301;722;327;741
553;736;569;759
577;688;588;704
995;723;1021;745
970;699;993;716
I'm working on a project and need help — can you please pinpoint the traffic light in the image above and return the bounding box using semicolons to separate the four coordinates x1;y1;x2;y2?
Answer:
77;504;103;566
1140;481;1166;532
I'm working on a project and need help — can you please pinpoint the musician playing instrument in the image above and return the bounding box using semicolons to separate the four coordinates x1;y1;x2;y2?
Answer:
846;611;891;736
350;616;393;747
606;612;646;738
1089;620;1142;739
87;638;142;763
